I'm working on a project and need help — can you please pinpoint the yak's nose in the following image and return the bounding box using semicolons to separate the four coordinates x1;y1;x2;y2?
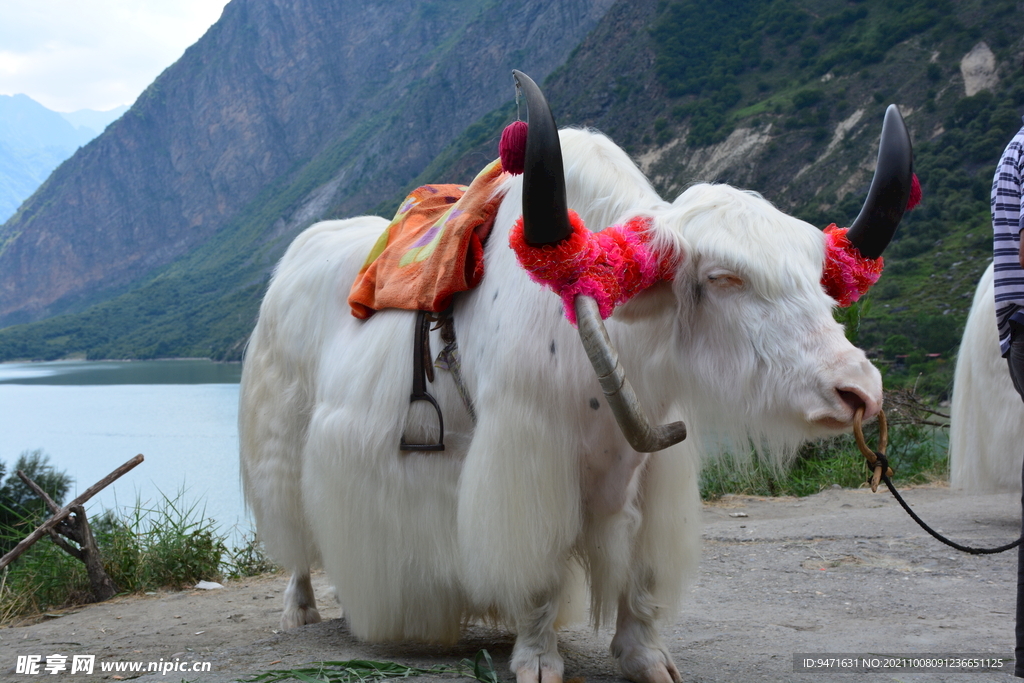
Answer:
836;385;880;423
809;382;881;431
807;348;883;431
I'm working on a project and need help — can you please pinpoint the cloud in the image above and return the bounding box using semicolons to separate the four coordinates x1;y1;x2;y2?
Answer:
0;0;229;112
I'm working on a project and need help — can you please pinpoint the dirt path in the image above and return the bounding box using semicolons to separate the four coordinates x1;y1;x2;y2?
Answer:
2;484;1019;682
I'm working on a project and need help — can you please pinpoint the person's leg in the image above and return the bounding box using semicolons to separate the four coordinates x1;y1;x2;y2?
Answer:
1008;322;1024;677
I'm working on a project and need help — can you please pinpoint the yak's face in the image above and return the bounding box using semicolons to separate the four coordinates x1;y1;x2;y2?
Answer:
654;184;881;443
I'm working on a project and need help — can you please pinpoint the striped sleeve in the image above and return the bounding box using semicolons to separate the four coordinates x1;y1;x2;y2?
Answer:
991;122;1024;356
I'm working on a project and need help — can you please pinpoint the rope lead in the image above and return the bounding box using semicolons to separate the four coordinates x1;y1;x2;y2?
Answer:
852;407;1021;555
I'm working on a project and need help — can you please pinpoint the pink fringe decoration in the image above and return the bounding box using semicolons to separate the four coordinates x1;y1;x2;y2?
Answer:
509;213;675;325
821;224;884;307
511;215;888;314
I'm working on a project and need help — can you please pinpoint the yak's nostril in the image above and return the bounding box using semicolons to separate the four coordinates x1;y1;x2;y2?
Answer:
837;386;879;421
811;387;879;430
837;389;865;413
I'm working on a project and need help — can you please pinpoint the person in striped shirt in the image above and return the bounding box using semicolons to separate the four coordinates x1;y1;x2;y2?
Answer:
991;101;1024;679
992;121;1024;364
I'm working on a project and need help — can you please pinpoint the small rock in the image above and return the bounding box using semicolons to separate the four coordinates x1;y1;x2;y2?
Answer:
195;580;224;590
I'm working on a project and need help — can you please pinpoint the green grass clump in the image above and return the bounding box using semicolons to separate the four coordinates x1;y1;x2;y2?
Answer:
0;526;93;615
91;490;227;592
227;531;279;579
700;421;948;500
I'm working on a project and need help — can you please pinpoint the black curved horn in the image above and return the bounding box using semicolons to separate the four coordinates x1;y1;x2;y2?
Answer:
845;104;914;260
512;70;573;246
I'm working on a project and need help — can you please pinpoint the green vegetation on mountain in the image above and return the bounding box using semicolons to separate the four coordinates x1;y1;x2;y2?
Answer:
652;0;945;147
643;0;1024;399
1;0;1023;405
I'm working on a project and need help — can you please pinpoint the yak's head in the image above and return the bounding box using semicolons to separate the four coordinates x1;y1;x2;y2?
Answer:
510;70;913;455
651;184;882;453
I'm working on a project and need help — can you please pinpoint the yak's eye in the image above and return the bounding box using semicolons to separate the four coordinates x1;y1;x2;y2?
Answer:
706;271;744;289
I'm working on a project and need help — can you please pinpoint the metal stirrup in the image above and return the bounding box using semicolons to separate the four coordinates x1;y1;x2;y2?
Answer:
400;311;445;451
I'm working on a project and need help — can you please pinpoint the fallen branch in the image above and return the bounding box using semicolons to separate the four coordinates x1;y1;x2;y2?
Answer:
16;473;84;560
0;454;144;571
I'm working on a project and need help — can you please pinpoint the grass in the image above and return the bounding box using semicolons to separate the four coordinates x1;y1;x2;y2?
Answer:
0;488;276;624
700;393;949;500
245;649;501;683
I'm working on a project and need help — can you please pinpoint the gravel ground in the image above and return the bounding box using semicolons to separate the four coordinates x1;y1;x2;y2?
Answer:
2;484;1019;682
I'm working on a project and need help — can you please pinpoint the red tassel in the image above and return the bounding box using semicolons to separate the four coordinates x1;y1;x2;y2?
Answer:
906;173;922;211
500;121;528;175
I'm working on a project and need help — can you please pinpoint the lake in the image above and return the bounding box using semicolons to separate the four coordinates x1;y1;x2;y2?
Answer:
0;360;251;544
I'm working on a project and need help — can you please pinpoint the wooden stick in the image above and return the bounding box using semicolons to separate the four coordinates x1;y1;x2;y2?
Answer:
0;454;144;570
19;470;84;556
17;471;61;514
46;528;84;561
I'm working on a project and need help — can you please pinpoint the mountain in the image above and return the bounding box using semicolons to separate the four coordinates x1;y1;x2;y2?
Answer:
0;0;615;334
1;0;1023;402
0;96;126;223
59;106;129;137
0;95;95;223
394;0;1024;398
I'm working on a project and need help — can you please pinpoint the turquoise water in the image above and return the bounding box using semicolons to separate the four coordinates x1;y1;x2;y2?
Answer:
0;360;249;542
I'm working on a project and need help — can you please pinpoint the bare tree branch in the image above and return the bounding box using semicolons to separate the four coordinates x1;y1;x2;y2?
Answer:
0;454;144;570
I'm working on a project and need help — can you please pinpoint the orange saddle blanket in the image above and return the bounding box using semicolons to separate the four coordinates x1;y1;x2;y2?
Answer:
348;159;508;319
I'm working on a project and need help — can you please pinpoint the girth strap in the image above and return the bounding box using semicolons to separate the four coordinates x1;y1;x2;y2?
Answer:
435;313;477;424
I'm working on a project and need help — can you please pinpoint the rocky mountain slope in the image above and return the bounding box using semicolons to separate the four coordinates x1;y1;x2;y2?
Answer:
1;0;1023;397
0;0;614;329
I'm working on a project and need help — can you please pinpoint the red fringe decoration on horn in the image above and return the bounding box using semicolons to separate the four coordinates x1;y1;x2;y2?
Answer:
499;121;528;175
510;212;675;325
907;173;922;211
821;225;884;307
822;174;920;306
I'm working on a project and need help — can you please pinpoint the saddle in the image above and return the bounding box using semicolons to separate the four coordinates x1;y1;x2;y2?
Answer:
347;159;507;319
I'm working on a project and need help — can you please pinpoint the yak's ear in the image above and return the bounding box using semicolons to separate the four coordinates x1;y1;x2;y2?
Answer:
614;280;677;322
614;233;686;321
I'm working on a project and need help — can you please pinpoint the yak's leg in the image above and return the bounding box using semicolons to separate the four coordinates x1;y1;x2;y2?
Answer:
609;441;698;683
511;593;563;683
611;589;680;683
281;571;321;629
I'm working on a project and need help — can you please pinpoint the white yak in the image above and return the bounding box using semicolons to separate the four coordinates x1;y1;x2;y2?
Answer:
950;261;1024;493
240;72;913;683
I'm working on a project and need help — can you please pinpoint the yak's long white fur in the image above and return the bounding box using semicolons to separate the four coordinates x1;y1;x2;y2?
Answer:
240;128;882;672
950;261;1024;493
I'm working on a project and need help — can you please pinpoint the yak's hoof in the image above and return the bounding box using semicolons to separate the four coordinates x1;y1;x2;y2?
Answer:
514;658;563;683
616;646;681;683
280;605;321;630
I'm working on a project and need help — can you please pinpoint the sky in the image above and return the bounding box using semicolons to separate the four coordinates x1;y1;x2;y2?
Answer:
0;0;231;113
